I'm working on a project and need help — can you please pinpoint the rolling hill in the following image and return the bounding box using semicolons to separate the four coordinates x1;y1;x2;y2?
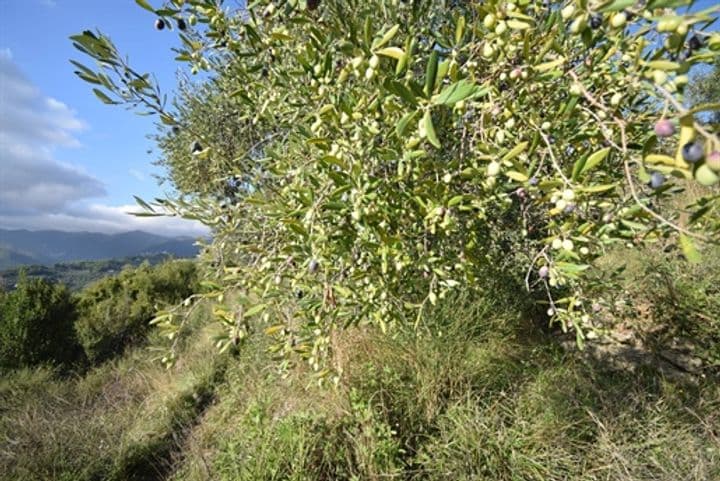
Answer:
0;229;201;270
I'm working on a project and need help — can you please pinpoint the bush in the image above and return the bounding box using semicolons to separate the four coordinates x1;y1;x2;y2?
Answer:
75;260;198;363
0;273;79;371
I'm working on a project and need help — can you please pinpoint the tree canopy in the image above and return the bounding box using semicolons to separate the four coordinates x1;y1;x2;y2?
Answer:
72;0;720;375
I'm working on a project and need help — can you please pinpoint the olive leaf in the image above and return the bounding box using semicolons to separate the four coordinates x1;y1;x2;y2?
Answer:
433;80;488;107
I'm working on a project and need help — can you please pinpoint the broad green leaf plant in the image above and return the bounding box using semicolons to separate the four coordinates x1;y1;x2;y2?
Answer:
73;0;720;376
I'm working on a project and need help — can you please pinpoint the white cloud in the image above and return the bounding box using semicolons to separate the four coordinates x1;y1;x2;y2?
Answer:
0;53;100;214
0;203;209;238
0;51;206;238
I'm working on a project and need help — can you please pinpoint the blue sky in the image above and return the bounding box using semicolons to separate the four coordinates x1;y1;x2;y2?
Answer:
0;1;716;237
0;0;208;236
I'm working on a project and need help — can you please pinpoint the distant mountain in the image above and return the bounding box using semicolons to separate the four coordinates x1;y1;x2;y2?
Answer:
0;229;201;269
0;247;38;270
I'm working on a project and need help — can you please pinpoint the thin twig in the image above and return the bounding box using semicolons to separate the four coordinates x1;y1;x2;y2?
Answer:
524;245;548;292
533;124;573;186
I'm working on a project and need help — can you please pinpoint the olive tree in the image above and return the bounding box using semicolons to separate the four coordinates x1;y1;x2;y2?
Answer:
72;0;720;375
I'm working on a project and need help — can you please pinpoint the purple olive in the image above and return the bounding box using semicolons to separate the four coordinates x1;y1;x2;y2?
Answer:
538;266;549;279
682;142;704;164
706;151;720;171
308;259;320;274
649;172;665;189
529;176;539;186
654;119;675;138
155;18;165;30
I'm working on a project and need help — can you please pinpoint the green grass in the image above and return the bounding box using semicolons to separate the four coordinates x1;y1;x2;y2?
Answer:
2;246;719;481
596;242;720;368
169;289;719;481
0;306;224;481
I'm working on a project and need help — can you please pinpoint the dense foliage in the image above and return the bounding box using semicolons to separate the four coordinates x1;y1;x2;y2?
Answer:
688;56;720;124
75;260;199;362
0;274;80;370
0;260;200;370
72;0;720;373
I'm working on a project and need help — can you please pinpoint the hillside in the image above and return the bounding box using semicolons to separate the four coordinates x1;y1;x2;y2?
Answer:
0;248;37;270
2;245;719;481
0;254;179;291
0;229;201;269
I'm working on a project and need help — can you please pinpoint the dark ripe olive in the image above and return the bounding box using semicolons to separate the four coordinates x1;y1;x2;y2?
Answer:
590;14;602;29
682;142;704;164
308;259;320;274
688;35;703;52
649;172;665;189
155;18;165;30
177;18;187;30
307;0;320;11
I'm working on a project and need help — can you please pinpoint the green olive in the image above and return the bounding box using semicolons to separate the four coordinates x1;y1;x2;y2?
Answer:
695;164;720;186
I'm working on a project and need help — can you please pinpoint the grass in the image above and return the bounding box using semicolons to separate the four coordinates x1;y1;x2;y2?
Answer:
0;305;224;481
2;245;719;480
170;288;719;481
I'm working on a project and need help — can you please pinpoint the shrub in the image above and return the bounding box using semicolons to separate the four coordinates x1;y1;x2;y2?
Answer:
0;273;79;371
75;260;198;363
72;1;720;373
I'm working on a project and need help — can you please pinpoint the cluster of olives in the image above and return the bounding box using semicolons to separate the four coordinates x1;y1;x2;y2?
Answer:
154;17;190;31
649;118;720;189
560;4;628;33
